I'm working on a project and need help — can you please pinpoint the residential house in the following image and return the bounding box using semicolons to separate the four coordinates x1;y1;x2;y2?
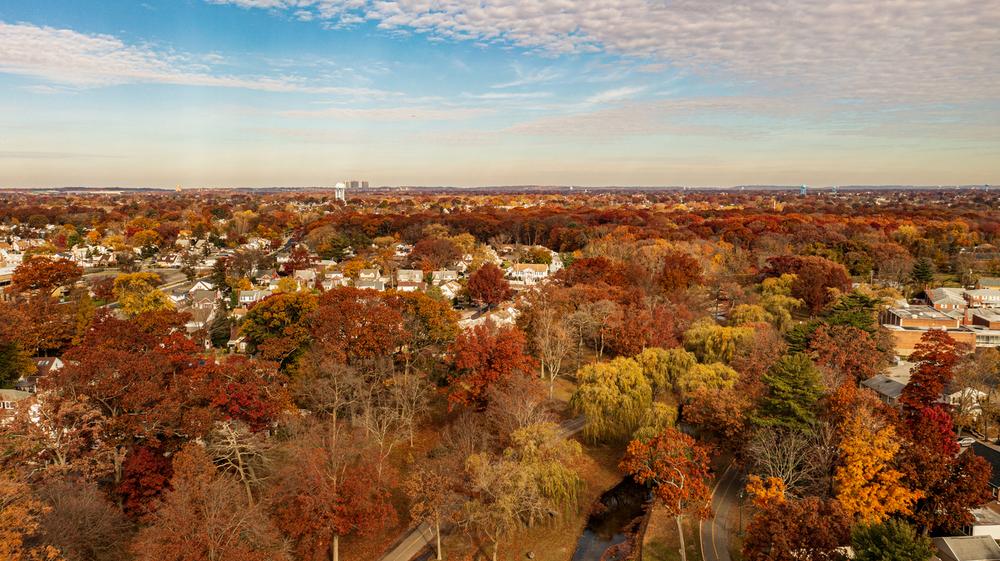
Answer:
396;281;425;293
189;289;220;310
861;374;907;407
188;280;215;293
15;357;63;393
968;506;1000;540
184;305;215;333
509;263;549;285
0;389;30;416
358;268;382;282
432;270;459;285
933;536;1000;561
355;279;385;291
438;280;463;300
397;269;424;284
239;289;272;306
293;268;318;289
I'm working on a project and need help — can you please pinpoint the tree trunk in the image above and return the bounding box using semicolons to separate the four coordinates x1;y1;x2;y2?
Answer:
492;538;499;561
331;534;339;561
676;515;686;561
435;517;442;561
549;376;555;400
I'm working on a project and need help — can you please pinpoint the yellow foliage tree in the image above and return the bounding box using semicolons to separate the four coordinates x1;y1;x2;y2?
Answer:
0;474;64;561
745;475;786;508
834;409;921;523
113;272;173;317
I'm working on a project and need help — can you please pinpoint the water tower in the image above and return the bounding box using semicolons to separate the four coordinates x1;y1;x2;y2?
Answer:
334;182;346;203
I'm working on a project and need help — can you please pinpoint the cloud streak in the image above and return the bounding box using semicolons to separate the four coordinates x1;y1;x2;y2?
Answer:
206;0;1000;103
0;21;394;97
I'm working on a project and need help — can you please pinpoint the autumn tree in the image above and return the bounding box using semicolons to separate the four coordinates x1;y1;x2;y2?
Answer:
900;330;965;412
753;353;822;430
742;497;851;561
851;519;933;561
133;444;288;561
834;407;920;523
682;386;755;443
466;263;512;309
620;427;712;561
308;287;406;366
112;272;173;317
268;423;395;561
570;356;653;442
405;463;461;561
900;406;993;533
446;322;536;408
240;291;317;366
764;255;852;314
0;473;64;561
809;324;887;383
683;318;754;364
12;256;82;294
37;479;133;561
657;249;702;294
635;347;696;395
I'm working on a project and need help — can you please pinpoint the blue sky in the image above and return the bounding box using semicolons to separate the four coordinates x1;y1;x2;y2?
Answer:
1;0;998;187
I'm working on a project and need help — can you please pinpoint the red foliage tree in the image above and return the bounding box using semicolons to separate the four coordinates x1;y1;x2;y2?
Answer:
117;444;174;515
446;322;536;408
409;237;461;272
900;330;965;412
199;357;290;432
309;287;407;365
269;427;395;561
620;427;712;561
465;263;512;308
12;256;82;293
657;249;703;294
764;255;852;313
808;324;884;382
900;405;993;533
742;497;851;561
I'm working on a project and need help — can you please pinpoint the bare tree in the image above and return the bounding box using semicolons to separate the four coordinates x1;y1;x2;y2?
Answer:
38;479;134;561
746;428;827;498
204;420;273;504
535;309;573;399
485;376;554;443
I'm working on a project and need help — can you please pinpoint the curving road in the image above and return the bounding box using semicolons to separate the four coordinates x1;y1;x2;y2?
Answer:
700;464;742;561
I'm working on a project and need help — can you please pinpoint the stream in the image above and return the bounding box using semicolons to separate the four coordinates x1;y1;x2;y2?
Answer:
571;478;651;561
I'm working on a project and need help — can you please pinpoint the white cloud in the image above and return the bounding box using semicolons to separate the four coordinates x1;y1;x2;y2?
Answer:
279;106;492;120
206;0;1000;103
0;21;394;97
585;86;645;105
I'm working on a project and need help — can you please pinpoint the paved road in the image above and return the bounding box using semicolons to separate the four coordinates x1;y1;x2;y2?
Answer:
377;522;436;561
377;415;587;561
700;464;742;561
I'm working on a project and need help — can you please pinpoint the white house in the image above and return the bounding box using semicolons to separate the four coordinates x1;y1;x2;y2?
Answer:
510;263;549;285
239;289;272;305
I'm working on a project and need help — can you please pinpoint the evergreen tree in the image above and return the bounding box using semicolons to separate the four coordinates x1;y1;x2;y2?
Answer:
911;258;934;286
753;353;821;430
851;519;933;561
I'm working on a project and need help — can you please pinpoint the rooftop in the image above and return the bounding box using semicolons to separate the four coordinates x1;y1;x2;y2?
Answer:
887;305;955;321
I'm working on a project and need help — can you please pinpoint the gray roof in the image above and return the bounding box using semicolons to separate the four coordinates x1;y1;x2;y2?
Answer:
933;536;1000;561
355;279;385;290
0;389;31;401
979;277;1000;288
862;374;908;400
927;287;967;305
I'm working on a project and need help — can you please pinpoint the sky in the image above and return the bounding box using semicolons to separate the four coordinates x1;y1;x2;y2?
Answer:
0;0;998;188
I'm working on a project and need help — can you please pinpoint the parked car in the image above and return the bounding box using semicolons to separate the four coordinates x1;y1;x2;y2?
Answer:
958;436;977;447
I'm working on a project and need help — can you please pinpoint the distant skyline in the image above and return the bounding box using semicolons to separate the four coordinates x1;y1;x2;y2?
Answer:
1;1;998;188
